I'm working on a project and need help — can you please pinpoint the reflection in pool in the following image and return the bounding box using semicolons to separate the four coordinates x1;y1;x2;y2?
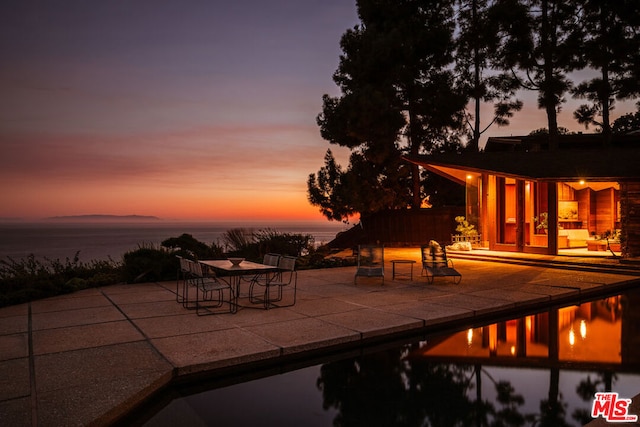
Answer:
141;290;640;427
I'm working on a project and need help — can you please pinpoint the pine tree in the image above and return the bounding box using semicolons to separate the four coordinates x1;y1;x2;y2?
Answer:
456;0;522;151
312;0;466;220
491;0;583;150
572;0;640;142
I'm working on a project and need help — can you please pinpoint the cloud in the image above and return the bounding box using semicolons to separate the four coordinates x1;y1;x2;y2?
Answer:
0;121;330;193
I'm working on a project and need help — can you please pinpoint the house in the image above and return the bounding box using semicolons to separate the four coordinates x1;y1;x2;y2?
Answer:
405;134;640;259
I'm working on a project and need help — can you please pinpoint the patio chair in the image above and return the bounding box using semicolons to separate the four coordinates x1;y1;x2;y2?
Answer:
262;252;282;280
243;252;282;290
175;255;194;305
249;255;297;309
421;242;461;285
263;253;281;267
187;260;234;315
354;244;384;285
177;257;200;309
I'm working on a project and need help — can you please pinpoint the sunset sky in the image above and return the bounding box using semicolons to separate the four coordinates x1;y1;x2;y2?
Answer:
0;1;635;222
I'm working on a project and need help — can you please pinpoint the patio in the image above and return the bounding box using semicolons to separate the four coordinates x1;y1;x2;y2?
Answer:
1;248;639;426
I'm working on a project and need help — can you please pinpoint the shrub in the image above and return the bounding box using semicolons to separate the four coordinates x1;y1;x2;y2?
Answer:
254;228;314;257
220;228;316;261
121;245;176;283
222;228;256;253
161;233;224;260
0;253;122;307
0;228;337;307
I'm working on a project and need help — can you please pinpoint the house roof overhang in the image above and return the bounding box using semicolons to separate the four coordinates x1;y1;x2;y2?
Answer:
404;148;640;184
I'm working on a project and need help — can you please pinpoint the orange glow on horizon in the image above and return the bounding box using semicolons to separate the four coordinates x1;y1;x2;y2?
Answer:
0;126;355;222
1;177;331;222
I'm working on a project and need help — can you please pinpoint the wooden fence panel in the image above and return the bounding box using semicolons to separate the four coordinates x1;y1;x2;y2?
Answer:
359;208;464;246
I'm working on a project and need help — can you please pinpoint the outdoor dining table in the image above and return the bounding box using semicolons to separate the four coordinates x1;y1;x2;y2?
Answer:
199;259;279;313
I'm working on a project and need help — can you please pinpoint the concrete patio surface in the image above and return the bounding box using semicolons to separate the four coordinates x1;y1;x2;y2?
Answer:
1;248;640;426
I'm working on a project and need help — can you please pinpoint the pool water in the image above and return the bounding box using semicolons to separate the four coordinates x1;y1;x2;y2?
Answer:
139;289;640;427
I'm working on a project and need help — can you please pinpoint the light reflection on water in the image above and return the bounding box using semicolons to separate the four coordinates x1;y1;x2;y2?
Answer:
140;290;640;427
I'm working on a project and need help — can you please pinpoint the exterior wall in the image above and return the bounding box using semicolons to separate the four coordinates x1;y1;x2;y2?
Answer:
596;187;617;234
620;182;640;258
359;207;465;246
576;188;594;231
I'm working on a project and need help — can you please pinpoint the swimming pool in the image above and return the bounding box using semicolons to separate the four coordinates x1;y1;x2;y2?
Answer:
134;289;640;426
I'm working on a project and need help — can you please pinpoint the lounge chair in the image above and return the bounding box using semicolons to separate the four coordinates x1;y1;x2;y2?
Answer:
354;244;384;285
421;242;461;284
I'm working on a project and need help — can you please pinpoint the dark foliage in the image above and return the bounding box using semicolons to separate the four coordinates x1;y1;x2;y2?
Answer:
310;0;639;223
612;106;640;134
0;229;341;307
253;229;314;257
121;246;176;283
161;233;224;259
310;0;467;221
0;253;121;307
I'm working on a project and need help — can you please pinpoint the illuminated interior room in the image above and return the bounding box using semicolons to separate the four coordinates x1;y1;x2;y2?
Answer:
405;134;640;258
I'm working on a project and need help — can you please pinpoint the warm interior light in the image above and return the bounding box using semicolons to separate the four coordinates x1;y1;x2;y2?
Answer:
580;320;587;339
580;180;586;185
467;328;473;346
569;328;576;346
489;324;498;355
510;346;516;356
466;174;473;180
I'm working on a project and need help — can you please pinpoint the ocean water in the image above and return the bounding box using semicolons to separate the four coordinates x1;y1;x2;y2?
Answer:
0;221;348;262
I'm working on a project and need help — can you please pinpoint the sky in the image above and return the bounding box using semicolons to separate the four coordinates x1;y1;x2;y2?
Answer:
0;1;636;222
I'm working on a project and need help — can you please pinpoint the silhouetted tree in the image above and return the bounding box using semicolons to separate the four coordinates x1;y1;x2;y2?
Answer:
317;350;478;426
456;0;523;151
612;103;640;134
491;0;583;150
161;233;223;259
572;371;617;425
572;0;640;141
310;0;639;224
537;397;571;427
307;150;353;222
528;127;571;136
317;349;418;426
317;345;538;427
312;0;466;221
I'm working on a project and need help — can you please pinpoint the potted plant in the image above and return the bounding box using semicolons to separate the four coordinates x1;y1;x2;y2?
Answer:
452;216;480;246
603;229;621;252
533;212;548;234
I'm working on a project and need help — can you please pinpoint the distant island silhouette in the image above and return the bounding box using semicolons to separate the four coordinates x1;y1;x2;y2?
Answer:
46;215;161;222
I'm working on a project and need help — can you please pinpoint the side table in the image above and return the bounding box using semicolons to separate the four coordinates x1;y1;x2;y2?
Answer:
587;240;607;251
391;260;416;280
